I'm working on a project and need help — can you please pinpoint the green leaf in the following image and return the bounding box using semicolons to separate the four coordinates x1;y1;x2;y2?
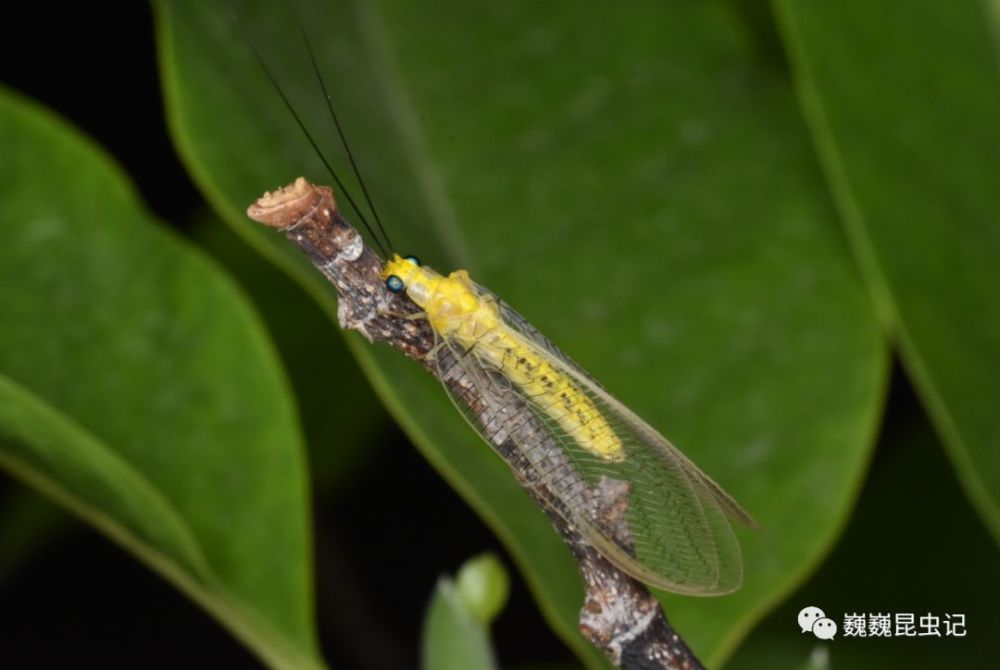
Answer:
190;212;386;493
775;0;1000;541
454;553;510;626
728;409;1000;669
157;1;886;664
0;87;322;670
422;557;506;670
0;482;74;583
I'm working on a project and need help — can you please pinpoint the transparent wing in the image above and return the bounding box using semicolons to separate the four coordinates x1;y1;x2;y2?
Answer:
431;332;614;571
492;290;603;388
486;285;755;528
452;283;755;595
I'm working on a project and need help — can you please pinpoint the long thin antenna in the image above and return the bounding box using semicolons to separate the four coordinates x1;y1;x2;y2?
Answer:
295;14;394;253
236;18;390;257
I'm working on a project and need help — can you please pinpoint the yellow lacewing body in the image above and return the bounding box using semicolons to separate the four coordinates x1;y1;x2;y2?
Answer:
383;254;755;595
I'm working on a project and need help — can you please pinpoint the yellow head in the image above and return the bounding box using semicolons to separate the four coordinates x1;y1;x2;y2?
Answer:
382;254;482;331
382;254;441;308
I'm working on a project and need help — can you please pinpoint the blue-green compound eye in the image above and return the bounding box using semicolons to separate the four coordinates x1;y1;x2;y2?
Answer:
386;275;405;293
404;254;421;266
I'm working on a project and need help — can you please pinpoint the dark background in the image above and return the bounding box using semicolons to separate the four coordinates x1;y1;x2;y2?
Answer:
0;4;568;668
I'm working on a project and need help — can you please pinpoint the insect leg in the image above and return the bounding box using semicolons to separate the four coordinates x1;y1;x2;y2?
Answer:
376;305;428;320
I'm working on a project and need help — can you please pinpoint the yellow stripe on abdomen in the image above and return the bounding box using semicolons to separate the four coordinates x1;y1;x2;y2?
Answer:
424;269;624;462
476;328;624;462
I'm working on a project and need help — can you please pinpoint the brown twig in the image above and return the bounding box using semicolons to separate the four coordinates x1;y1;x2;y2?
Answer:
247;177;706;670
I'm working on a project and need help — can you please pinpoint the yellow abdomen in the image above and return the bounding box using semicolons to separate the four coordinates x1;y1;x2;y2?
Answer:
383;256;625;463
445;299;624;462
